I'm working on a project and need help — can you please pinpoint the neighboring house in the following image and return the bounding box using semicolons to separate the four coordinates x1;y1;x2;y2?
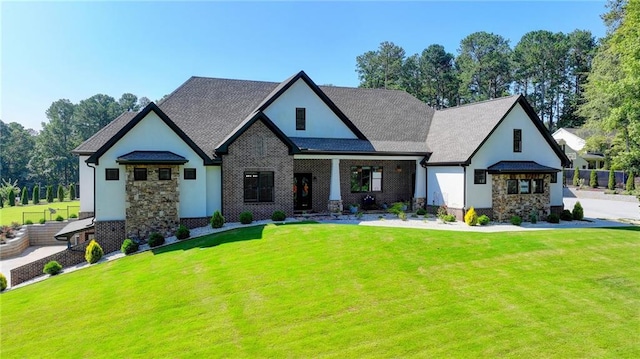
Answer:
552;127;606;169
72;71;569;243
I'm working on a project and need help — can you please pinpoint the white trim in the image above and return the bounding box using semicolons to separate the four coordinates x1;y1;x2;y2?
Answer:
329;159;341;200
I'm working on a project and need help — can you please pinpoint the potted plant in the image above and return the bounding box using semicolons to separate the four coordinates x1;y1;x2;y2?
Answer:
349;204;359;214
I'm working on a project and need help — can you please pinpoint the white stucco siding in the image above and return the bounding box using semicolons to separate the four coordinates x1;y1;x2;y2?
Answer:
467;104;564;208
427;166;465;209
263;79;358;139
95;111;212;220
206;167;222;215
78;155;94;213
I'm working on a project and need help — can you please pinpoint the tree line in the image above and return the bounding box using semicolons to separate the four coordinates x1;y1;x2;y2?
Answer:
356;29;595;132
0;93;150;194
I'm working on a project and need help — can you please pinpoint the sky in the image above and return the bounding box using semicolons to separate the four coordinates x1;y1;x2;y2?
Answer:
2;1;607;131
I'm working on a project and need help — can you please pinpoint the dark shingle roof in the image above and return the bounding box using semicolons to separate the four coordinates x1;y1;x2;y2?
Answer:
116;151;188;164
487;161;560;173
426;96;520;164
291;137;375;152
73;112;137;154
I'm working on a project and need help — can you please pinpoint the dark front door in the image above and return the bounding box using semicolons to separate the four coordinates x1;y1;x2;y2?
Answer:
294;173;312;210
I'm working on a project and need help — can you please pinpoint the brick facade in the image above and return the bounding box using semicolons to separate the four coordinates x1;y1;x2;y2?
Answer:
340;160;415;210
293;159;331;212
180;217;211;229
222;121;294;222
125;164;180;239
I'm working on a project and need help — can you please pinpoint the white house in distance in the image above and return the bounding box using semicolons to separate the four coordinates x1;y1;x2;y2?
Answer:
70;71;569;245
552;127;606;169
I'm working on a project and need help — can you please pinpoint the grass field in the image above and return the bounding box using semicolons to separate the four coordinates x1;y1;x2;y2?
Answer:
0;200;80;225
1;224;639;358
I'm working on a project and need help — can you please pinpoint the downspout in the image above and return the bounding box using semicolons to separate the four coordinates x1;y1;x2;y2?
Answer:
462;164;467;218
86;161;97;226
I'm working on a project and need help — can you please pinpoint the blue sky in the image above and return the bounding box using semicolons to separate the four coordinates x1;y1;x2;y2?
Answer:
2;1;607;131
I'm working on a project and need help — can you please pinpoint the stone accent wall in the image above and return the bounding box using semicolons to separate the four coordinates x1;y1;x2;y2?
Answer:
492;173;550;222
10;224;124;287
328;200;343;213
125;165;180;239
340;160;414;210
413;197;426;211
222;121;294;222
293;159;331;212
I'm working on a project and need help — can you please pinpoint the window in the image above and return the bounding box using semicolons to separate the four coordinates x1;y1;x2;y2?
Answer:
507;179;518;194
134;168;147;181
513;129;522;152
296;107;306;130
158;168;171;180
519;179;531;194
244;171;274;202
550;172;558;183
105;168;119;181
350;166;383;193
184;168;196;180
474;170;486;184
533;179;544;193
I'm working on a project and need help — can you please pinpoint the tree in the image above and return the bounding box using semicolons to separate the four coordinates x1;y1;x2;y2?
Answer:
573;167;580;186
69;183;76;201
57;184;65;203
74;94;120;141
0;121;36;185
21;187;29;205
420;44;459;108
118;93;139;112
8;188;15;207
608;168;616;190
356;41;406;89
590;170;598;188
138;96;151;108
627;171;635;191
456;32;512;103
46;185;54;203
32;185;40;205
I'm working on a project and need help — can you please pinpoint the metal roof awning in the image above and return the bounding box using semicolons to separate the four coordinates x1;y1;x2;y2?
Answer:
54;217;95;242
116;151;188;164
487;161;561;174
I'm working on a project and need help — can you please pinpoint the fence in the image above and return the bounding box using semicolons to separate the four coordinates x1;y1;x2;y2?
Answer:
22;205;80;224
564;169;630;188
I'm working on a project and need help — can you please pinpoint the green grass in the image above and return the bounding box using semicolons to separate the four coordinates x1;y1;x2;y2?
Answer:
0;200;80;225
1;224;639;358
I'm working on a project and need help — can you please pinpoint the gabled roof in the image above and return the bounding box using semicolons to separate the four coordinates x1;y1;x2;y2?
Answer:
82;103;215;165
215;112;299;155
427;95;570;166
552;127;586;151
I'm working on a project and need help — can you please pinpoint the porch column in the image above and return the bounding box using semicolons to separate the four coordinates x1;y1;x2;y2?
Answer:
328;158;343;212
413;159;427;210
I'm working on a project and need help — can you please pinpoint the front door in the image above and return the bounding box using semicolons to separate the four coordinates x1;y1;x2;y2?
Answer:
294;173;312;210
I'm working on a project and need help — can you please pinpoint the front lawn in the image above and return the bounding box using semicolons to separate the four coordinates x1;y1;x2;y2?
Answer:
1;224;638;357
0;200;80;225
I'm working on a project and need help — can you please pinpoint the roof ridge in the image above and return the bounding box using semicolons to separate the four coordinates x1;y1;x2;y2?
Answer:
187;75;281;85
438;94;520;112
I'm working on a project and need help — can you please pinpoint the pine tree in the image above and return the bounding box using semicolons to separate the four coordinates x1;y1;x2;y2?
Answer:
572;167;580;186
590;170;598;188
57;184;64;203
21;187;29;205
69;183;76;201
608;168;615;190
32;185;40;205
8;189;16;207
46;185;54;203
626;172;635;192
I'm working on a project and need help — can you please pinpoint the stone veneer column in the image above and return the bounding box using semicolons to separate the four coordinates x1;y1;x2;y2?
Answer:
125;165;180;239
328;158;343;212
492;173;550;222
413;159;427;210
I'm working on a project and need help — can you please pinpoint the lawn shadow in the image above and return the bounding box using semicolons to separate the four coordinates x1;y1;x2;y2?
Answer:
152;225;267;255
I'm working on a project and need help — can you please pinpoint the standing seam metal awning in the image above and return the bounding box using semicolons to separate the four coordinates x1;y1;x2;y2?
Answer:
54;217;95;241
487;161;561;174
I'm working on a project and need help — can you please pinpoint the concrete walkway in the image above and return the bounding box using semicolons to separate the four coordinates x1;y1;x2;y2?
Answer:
0;245;67;287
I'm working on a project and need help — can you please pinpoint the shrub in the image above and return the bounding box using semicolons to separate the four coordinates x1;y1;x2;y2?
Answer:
398;212;407;221
25;219;34;225
547;213;560;223
478;214;490;225
560;209;573;221
443;214;456;222
572;201;584;220
46;185;54;203
148;232;165;247
43;261;62;275
388;202;405;215
32;185;40;205
121;239;139;255
626;173;635;191
464;207;478;226
573;167;580;186
21;187;29;205
436;204;449;220
239;211;253;224
0;273;7;292
57;184;65;203
8;189;15;207
271;210;287;221
416;208;427;216
0;272;7;291
529;213;538;224
211;210;225;229
55;215;64;221
69;183;76;201
176;225;190;240
39;218;46;224
69;213;78;219
510;215;522;226
590;170;598;188
608;168;615;190
85;240;104;264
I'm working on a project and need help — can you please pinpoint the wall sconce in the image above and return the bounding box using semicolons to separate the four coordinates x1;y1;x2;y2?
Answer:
313;176;317;181
396;165;402;173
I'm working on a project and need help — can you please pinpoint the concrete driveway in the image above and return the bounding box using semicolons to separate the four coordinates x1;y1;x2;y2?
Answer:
563;187;639;221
